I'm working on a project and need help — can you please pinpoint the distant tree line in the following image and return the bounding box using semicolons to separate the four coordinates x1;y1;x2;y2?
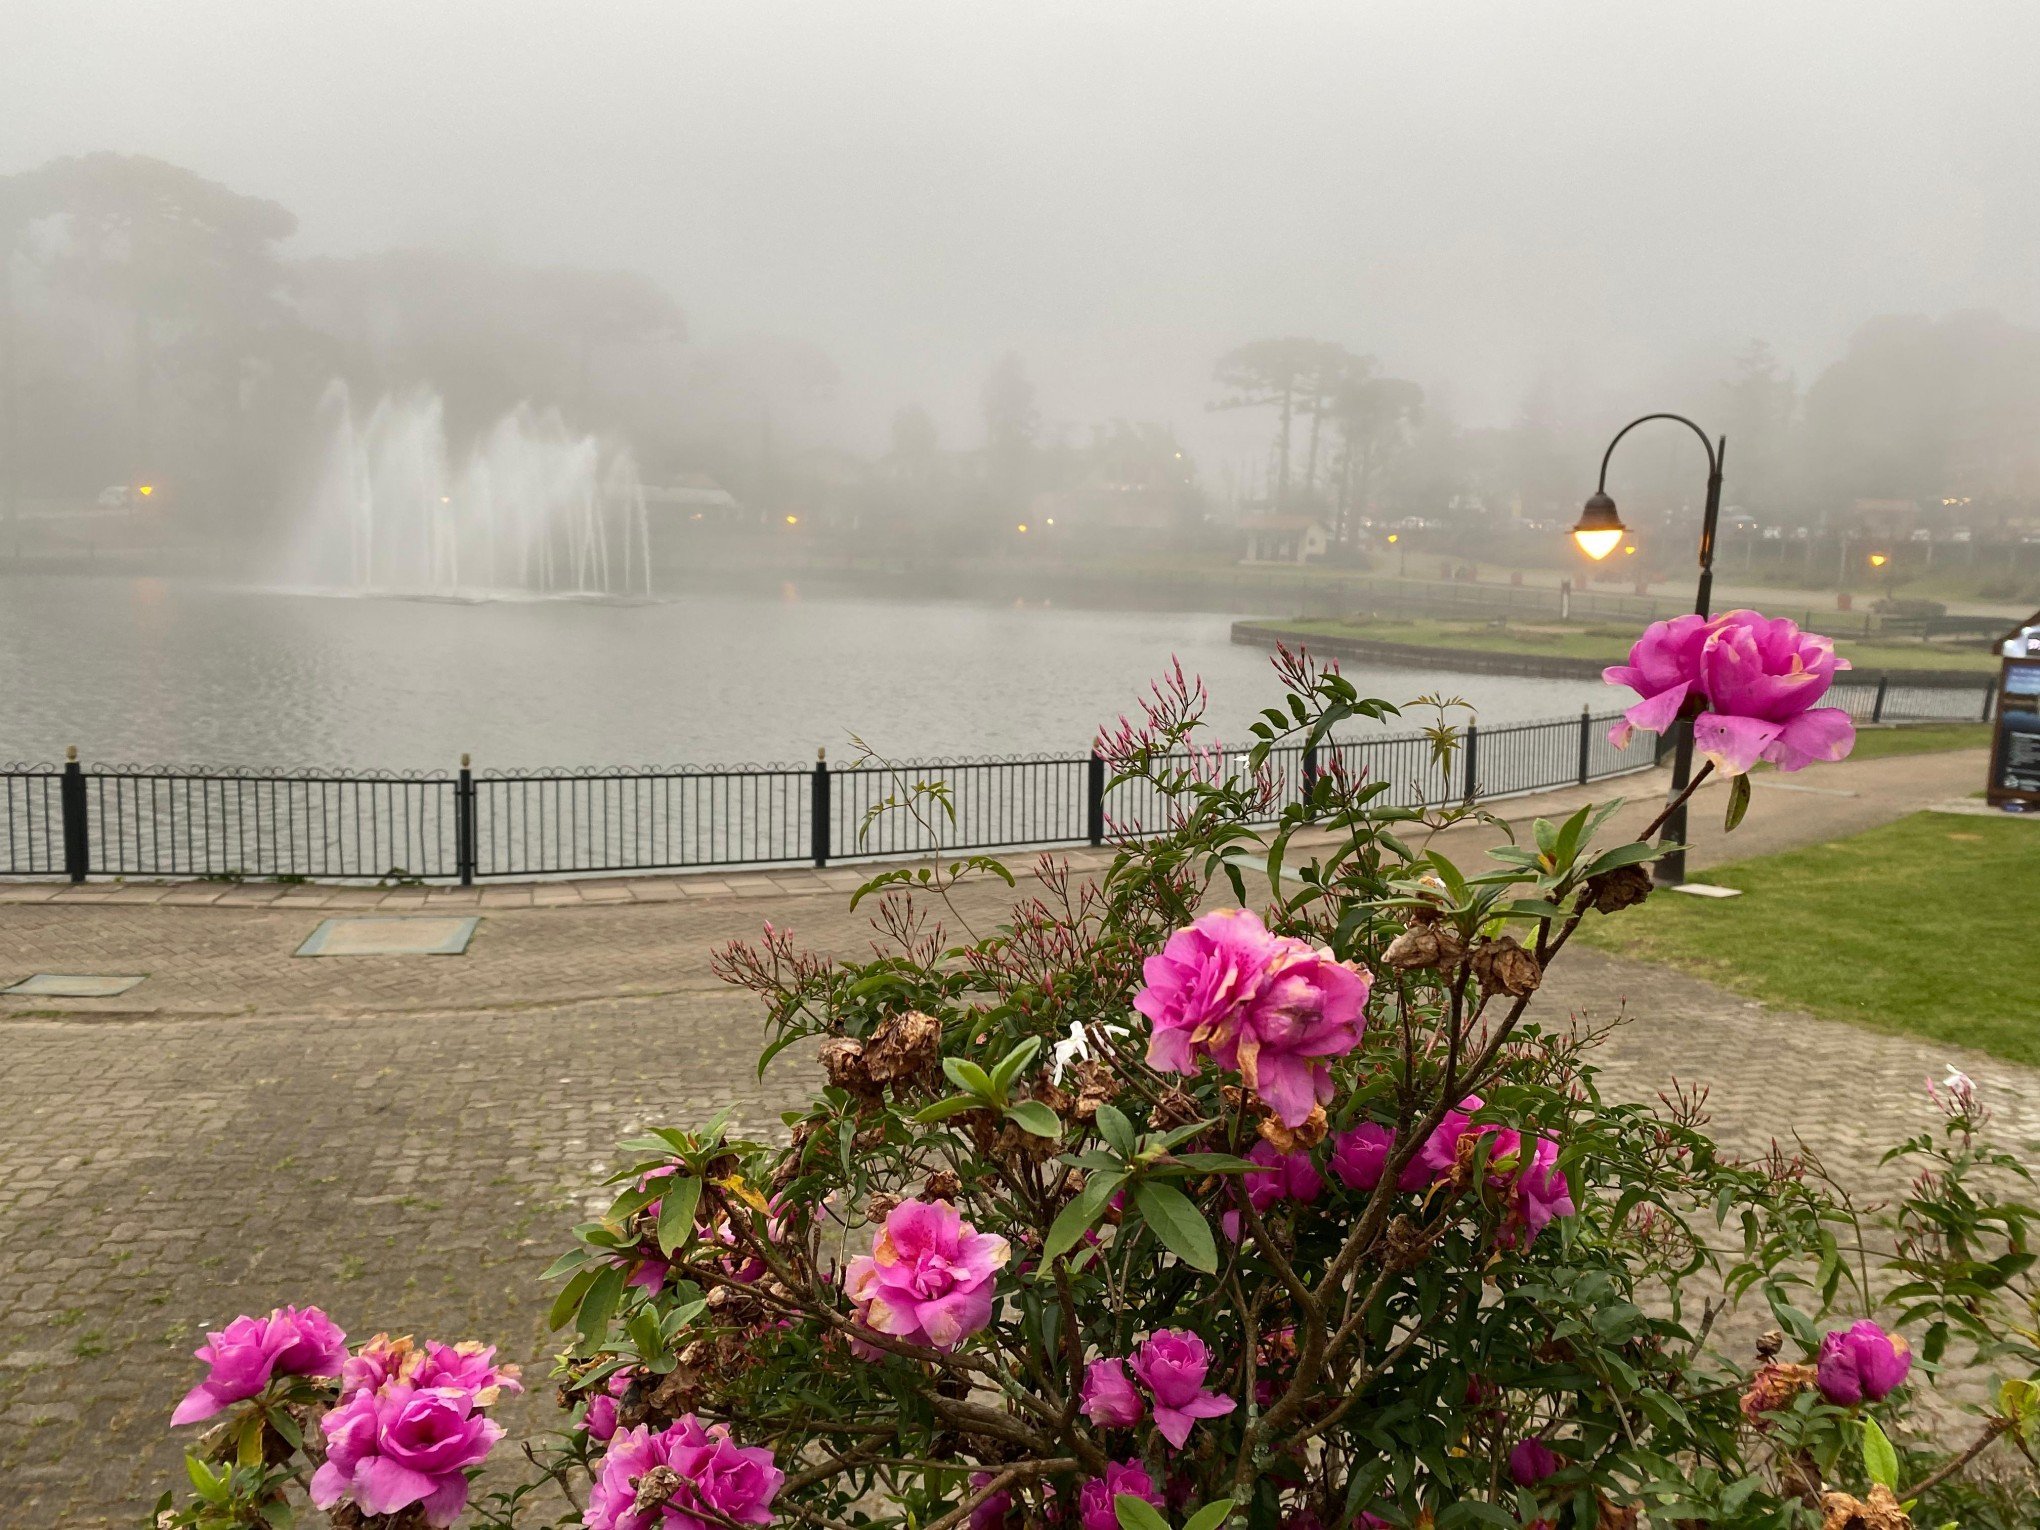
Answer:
6;153;2039;565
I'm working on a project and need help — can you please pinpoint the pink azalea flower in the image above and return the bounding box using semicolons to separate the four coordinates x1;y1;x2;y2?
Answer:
1502;1137;1576;1248
843;1198;1010;1351
310;1382;504;1528
340;1333;416;1399
1816;1321;1912;1406
1222;1139;1325;1238
1080;1357;1144;1427
1330;1121;1400;1191
413;1340;523;1405
1508;1436;1562;1488
584;1370;635;1444
1136;907;1371;1126
1415;1095;1519;1184
171;1306;349;1426
1130;1329;1237;1450
584;1416;785;1530
1604;610;1855;776
969;1471;1018;1530
1077;1460;1163;1530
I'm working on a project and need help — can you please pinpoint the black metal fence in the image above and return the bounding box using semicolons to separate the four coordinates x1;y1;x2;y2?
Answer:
1;673;1997;885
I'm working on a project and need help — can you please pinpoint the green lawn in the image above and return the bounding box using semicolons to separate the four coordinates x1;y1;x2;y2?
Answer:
1838;723;1991;760
1278;616;2000;674
1578;812;2040;1065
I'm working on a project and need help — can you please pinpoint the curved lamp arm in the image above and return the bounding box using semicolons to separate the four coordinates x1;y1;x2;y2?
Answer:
1596;412;1720;493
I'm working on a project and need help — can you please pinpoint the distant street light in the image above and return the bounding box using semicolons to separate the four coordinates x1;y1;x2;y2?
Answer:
136;484;155;498
1571;413;1727;887
1868;551;1889;568
784;515;799;526
1016;523;1029;533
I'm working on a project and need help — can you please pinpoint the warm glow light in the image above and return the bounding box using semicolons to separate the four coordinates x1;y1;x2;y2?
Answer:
137;484;154;497
1045;518;1054;526
784;515;799;525
1386;533;1399;544
1016;523;1029;533
1868;552;1889;567
1623;544;1637;555
1573;527;1624;561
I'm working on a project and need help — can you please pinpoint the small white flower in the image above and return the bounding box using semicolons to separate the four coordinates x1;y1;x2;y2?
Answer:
1050;1018;1126;1084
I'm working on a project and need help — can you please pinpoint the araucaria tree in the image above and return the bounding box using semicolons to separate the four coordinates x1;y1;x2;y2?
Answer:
156;612;2039;1530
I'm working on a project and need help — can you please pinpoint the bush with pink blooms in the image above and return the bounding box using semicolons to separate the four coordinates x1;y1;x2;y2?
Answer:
153;632;2040;1530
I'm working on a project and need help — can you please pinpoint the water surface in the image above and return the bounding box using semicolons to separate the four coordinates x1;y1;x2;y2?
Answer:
0;577;1611;770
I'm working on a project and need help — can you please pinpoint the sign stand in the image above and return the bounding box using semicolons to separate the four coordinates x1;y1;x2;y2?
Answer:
1986;608;2040;809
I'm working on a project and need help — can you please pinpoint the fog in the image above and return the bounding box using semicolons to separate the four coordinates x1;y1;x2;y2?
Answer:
5;1;2040;570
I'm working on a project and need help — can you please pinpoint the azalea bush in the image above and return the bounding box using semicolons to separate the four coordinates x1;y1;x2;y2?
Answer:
155;611;2040;1530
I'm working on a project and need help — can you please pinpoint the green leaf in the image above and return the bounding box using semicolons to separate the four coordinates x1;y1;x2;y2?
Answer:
1115;1495;1172;1530
1005;1100;1062;1139
1581;840;1662;878
1043;1171;1125;1263
540;1247;595;1281
1095;1103;1137;1158
185;1454;227;1504
1134;1180;1218;1273
942;1057;997;1100
1724;772;1752;832
547;1266;598;1331
991;1036;1043;1094
914;1095;984;1123
1169;1152;1259;1174
258;1498;296;1530
1181;1501;1235;1530
575;1263;627;1346
1861;1416;1900;1490
656;1175;702;1258
236;1410;266;1468
1999;1377;2040;1440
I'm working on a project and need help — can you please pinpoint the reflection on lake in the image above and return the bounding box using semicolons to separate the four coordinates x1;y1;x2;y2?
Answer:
0;577;1612;770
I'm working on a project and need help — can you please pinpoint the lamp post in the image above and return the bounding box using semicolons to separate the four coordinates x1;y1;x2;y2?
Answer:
1570;414;1727;887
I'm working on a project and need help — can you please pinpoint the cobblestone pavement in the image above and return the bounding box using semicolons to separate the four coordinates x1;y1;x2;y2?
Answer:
1;748;2029;1526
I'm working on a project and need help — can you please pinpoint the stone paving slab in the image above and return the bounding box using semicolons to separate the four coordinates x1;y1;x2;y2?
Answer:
1;974;147;998
293;916;480;957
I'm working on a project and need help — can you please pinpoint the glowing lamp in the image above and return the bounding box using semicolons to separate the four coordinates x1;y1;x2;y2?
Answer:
1016;523;1029;533
137;484;154;497
784;515;799;525
1570;491;1628;561
1385;533;1398;544
1868;552;1889;568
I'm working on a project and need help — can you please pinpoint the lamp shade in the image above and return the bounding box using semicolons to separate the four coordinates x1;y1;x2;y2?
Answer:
1571;491;1628;561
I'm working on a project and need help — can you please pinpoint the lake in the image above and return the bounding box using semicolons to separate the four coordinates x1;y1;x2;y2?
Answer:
0;576;1612;770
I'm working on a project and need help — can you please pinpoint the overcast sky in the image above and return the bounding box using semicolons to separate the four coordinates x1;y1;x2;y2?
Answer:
7;1;2039;463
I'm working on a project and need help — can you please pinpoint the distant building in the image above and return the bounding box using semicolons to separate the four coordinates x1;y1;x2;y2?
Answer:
1239;515;1328;565
642;474;742;523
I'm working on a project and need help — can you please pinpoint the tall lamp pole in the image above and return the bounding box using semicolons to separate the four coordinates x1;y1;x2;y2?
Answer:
1570;414;1727;887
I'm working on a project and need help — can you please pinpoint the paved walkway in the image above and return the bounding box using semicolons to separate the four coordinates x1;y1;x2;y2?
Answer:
1;748;2030;1525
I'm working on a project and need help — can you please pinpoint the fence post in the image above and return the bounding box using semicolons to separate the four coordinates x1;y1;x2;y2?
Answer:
456;753;476;886
1577;706;1592;786
1871;674;1889;724
811;749;830;868
60;745;87;883
1462;723;1479;804
1086;751;1105;846
1981;678;1997;721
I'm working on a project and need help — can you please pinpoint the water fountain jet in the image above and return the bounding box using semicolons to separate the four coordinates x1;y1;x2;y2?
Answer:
288;382;654;600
